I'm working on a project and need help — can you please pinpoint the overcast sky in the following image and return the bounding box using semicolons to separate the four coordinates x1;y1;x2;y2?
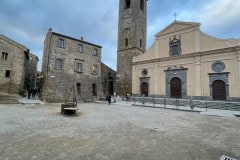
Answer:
0;0;240;71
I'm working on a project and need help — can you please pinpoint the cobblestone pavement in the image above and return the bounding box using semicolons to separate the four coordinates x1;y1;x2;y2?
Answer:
0;103;239;160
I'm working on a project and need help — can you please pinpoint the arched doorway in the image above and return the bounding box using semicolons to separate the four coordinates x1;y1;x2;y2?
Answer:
213;80;226;100
141;82;148;97
170;77;182;98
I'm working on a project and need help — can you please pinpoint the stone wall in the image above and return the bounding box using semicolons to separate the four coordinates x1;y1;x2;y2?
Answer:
41;30;104;102
0;35;29;94
116;0;147;95
101;63;116;96
25;53;39;89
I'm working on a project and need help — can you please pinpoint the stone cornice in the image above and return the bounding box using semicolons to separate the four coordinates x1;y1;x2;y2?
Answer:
51;32;102;49
133;45;240;66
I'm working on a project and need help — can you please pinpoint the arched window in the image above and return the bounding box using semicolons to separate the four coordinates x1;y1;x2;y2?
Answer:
169;36;182;56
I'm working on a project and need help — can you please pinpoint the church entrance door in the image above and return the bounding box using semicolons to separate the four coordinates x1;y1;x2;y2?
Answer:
213;80;226;100
141;82;148;97
170;77;182;98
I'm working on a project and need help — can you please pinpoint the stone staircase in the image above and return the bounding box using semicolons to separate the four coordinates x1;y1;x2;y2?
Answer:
0;94;18;104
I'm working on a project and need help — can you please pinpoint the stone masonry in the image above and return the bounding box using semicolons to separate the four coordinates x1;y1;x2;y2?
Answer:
0;34;38;96
116;0;147;96
41;29;105;102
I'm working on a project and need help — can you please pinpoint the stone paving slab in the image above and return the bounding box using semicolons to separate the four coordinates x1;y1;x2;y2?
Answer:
0;103;239;160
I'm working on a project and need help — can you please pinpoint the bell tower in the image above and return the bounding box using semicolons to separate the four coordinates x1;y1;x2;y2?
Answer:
116;0;147;95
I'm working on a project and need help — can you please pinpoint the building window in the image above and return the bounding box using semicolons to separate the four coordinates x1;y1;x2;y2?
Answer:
55;59;63;70
92;64;98;75
140;0;144;11
75;61;83;73
169;36;182;56
5;70;10;78
77;83;81;95
125;38;128;47
92;84;97;96
2;52;8;60
140;39;142;48
57;39;64;48
125;0;131;9
93;48;98;56
77;44;83;52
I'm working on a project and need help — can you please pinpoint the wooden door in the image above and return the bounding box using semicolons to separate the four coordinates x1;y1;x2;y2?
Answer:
170;77;182;98
213;80;226;100
141;82;148;97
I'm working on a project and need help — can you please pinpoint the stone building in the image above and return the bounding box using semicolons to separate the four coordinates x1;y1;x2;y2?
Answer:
41;29;106;102
0;34;38;96
101;63;116;97
25;53;39;89
132;21;240;101
116;0;147;96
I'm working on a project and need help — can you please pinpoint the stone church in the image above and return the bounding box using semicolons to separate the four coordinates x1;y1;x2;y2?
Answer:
41;29;115;102
115;0;240;101
132;21;240;101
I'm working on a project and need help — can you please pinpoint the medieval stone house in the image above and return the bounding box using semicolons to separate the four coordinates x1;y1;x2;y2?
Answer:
41;29;116;102
0;34;38;96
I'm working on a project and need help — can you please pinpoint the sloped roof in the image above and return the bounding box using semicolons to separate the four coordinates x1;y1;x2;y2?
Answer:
0;34;28;51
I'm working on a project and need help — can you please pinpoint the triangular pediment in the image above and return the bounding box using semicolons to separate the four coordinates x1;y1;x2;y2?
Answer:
155;21;201;37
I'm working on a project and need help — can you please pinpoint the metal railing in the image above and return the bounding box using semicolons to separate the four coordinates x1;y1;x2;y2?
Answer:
130;96;240;112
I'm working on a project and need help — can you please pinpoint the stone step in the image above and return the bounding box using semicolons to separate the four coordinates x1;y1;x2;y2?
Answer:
0;94;18;104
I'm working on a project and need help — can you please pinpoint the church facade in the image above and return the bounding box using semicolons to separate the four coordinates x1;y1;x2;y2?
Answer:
132;21;240;101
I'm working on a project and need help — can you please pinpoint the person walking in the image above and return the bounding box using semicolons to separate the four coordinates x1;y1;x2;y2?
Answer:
107;95;111;106
27;88;32;99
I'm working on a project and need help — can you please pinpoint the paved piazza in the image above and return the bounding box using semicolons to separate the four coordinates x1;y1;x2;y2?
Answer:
0;103;239;160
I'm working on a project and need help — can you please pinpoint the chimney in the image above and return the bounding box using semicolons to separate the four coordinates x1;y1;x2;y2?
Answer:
81;36;84;41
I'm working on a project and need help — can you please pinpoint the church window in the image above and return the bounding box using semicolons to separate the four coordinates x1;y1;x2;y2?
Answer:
77;44;83;53
2;52;8;60
169;36;182;56
5;70;10;78
55;59;63;70
125;0;131;9
140;39;142;48
125;38;129;47
57;38;64;48
140;0;144;11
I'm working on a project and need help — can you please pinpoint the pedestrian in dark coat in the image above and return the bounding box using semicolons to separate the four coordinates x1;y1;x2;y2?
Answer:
27;88;32;99
107;95;111;105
